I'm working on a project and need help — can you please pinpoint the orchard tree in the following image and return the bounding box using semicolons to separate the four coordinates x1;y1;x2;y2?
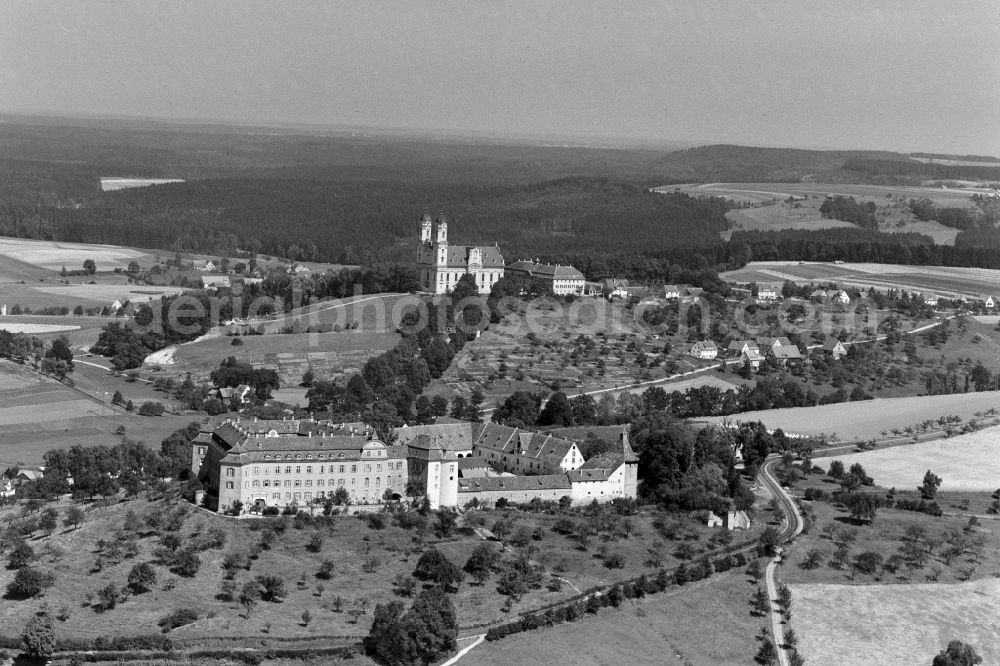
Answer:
920;470;943;499
21;613;55;660
933;640;983;666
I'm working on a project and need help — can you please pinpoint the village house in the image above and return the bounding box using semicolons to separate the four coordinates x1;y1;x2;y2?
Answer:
689;340;719;360
756;283;780;302
921;292;939;307
201;274;231;291
199;260;216;272
504;260;586;296
984;296;996;309
823;338;848;359
727;340;759;358
757;336;803;365
415;213;504;294
740;347;765;370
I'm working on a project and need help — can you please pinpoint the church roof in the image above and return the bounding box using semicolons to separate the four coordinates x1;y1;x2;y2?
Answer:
443;245;504;269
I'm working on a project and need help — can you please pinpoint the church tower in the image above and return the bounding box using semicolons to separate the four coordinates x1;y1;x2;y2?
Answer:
419;213;433;243
435;214;448;267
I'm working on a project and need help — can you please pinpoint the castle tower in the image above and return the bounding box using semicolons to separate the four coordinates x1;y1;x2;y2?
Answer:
419;213;433;243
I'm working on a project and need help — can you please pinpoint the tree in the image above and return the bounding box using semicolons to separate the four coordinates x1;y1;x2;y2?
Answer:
751;587;770;615
757;527;782;557
301;368;315;387
127;562;157;593
365;588;458;666
537;391;574;427
933;640;984;666
21;613;55;660
844;492;879;523
828;460;845;479
239;581;260;617
755;635;777;665
920;470;943;499
38;507;58;534
464;542;500;585
64;505;85;530
7;567;55;598
83;259;96;275
413;549;463;591
255;575;287;601
8;540;34;569
853;551;884;576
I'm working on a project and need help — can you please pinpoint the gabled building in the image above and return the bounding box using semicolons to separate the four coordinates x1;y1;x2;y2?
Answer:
727;340;759;358
415;213;504;294
505;260;585;296
756;284;780;301
201;274;231;291
823;338;848;359
689;340;719;359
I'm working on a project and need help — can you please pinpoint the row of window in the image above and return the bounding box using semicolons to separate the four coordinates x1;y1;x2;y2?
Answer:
227;461;404;477
242;475;403;489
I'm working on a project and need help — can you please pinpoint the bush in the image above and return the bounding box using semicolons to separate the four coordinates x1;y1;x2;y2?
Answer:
158;608;199;632
138;401;166;416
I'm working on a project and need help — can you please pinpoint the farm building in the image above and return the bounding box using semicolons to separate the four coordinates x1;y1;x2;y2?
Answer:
756;283;780;301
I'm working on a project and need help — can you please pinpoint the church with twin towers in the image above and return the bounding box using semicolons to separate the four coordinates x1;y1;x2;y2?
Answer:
415;213;505;294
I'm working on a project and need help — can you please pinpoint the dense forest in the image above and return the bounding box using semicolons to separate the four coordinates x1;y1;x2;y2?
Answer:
2;116;999;277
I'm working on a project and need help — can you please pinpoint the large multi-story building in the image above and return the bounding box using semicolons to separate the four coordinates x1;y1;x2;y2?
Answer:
194;417;638;514
192;419;409;514
415;213;504;294
504;260;586;296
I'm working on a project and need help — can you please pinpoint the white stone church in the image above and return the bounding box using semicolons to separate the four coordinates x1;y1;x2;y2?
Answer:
415;213;504;294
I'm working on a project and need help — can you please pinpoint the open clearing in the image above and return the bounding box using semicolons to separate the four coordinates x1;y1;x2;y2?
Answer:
700;391;1000;441
812;427;1000;491
722;261;1000;298
100;177;185;191
790;579;1000;666
474;571;758;666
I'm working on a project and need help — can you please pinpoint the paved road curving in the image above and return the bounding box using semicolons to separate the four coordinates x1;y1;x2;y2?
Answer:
759;457;805;666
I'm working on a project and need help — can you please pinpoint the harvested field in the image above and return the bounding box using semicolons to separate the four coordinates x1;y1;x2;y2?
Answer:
667;182;985;206
723;261;1000;299
474;570;759;666
790;579;1000;666
812;427;1000;492
0;322;81;334
0;236;150;272
700;391;1000;441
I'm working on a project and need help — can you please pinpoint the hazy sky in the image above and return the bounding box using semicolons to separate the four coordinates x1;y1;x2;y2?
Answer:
2;1;999;154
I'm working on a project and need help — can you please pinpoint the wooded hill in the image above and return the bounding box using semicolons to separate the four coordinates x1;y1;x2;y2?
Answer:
2;116;997;272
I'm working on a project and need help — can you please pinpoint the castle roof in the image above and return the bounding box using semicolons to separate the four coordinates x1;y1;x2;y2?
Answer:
457;474;571;493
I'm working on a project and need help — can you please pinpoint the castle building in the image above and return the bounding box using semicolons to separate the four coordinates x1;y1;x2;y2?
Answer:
415;213;504;294
194;417;638;514
192;418;408;514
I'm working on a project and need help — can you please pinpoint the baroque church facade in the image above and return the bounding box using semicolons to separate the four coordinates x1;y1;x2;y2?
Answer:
415;213;504;294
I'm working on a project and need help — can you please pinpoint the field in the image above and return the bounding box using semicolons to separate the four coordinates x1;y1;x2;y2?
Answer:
0;359;208;469
0;236;151;272
812;427;1000;492
789;580;1000;666
664;182;984;245
722;261;1000;299
473;570;760;666
699;391;1000;441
